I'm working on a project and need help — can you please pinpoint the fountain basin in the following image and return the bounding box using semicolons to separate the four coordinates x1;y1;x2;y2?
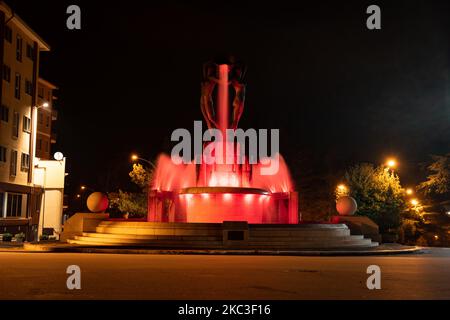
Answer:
148;187;298;224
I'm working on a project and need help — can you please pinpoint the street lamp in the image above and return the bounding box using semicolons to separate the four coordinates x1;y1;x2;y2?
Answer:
406;188;414;196
386;158;397;169
410;198;419;206
337;184;347;192
131;154;155;169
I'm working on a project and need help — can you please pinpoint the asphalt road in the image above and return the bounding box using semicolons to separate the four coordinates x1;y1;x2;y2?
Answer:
1;248;450;299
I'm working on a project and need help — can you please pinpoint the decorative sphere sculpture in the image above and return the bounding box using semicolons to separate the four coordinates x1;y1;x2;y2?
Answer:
336;196;357;216
86;192;109;213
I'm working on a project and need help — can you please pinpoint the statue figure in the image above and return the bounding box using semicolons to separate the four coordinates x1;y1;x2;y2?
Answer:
230;63;246;130
200;61;219;129
200;59;246;130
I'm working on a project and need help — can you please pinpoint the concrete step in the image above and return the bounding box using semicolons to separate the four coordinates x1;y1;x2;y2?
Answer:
98;221;223;229
249;228;351;236
72;234;373;248
67;237;224;248
249;235;364;241
82;232;221;241
74;235;221;245
95;226;223;236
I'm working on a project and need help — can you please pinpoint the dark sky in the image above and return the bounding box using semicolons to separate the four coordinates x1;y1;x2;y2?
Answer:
7;0;450;196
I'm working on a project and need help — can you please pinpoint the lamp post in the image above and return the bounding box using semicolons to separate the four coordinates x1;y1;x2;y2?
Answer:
131;154;155;169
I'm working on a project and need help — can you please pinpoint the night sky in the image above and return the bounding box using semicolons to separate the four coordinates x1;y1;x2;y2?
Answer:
6;0;450;199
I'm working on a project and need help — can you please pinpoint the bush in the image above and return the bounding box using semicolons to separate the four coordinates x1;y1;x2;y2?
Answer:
39;234;49;241
14;232;26;242
2;233;13;242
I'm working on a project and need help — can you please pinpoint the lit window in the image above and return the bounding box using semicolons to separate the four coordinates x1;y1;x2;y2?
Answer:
21;153;30;172
23;116;31;133
25;79;33;95
6;193;23;217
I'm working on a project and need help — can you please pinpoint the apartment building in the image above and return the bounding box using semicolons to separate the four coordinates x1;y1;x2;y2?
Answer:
0;2;51;240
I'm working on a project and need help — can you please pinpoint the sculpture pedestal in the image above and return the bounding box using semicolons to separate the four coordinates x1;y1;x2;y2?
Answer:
331;215;381;243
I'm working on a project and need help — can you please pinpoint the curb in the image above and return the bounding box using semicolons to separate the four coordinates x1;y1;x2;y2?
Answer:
13;243;424;256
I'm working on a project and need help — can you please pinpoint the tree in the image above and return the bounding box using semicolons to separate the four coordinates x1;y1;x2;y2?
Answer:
108;163;153;218
343;163;406;233
108;190;147;216
418;153;450;195
129;163;152;191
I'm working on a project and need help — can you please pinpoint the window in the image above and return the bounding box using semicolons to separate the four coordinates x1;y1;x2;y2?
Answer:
0;105;8;122
37;138;42;151
0;193;3;217
38;87;44;98
26;43;34;60
16;35;23;62
20;153;30;171
4;25;12;43
25;79;33;95
12;111;19;138
10;150;17;176
0;146;6;162
44;140;49;152
46;115;50;128
14;73;21;99
2;64;11;82
6;193;23;217
38;111;43;125
23;116;31;133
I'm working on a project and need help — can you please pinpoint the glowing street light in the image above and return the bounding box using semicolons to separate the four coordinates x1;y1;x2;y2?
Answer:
410;198;419;206
80;185;94;192
337;184;347;192
131;154;155;169
406;188;414;196
386;158;397;169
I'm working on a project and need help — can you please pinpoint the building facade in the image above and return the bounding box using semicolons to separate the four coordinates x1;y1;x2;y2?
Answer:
36;78;57;160
0;1;54;241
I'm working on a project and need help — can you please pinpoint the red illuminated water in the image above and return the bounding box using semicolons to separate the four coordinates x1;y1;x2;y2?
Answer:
149;64;298;224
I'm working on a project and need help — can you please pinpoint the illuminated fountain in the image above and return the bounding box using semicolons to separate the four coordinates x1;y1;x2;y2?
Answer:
148;61;298;224
64;60;378;249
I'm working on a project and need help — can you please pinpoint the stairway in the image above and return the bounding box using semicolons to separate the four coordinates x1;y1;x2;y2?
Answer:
67;221;378;249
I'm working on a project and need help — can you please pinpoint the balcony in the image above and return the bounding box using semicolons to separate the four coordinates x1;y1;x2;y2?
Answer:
51;109;58;121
